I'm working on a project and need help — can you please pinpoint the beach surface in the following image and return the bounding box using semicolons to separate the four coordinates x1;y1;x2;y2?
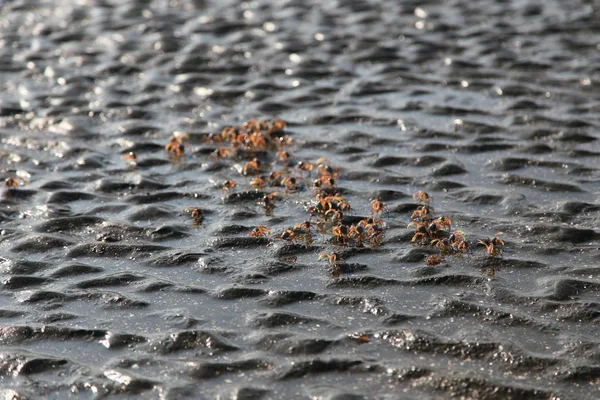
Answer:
0;0;599;398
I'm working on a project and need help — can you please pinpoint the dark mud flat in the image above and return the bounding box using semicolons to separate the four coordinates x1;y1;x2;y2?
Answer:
1;0;600;399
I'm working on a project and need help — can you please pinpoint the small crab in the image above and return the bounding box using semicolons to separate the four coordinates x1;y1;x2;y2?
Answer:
316;163;339;180
274;229;296;243
369;232;384;248
258;193;278;216
121;152;137;166
370;199;388;217
408;222;430;244
269;119;287;133
413;191;431;205
358;218;384;235
349;333;371;344
324;208;343;221
318;252;342;274
268;171;283;186
435;216;452;231
293;220;312;233
296;160;314;176
248;225;270;238
276;150;291;162
449;230;465;242
430;238;455;255
348;225;366;245
431;238;450;250
338;199;353;213
426;221;439;239
184;207;204;225
203;132;223;144
449;230;468;253
242;158;261;175
221;127;238;142
277;135;293;148
4;176;27;188
478;232;505;257
212;146;232;159
259;192;278;208
281;177;297;192
250;176;268;188
411;205;433;223
222;179;237;192
332;224;349;245
165;132;189;157
426;255;445;266
313;176;335;193
315;194;333;212
247;133;268;149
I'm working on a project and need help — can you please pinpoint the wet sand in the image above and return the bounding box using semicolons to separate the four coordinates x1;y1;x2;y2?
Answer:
0;0;599;398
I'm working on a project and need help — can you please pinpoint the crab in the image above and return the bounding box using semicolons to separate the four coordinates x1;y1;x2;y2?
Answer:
274;229;296;243
370;199;389;217
248;225;270;238
478;232;505;257
318;252;342;274
165;132;189;156
412;190;431;205
3;176;27;188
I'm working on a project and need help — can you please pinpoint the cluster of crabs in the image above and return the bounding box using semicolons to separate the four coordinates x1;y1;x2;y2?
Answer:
161;118;391;275
2;118;504;277
407;191;504;266
156;118;504;276
2;117;506;276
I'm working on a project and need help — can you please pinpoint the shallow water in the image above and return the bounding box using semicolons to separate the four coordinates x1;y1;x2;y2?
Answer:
1;0;599;398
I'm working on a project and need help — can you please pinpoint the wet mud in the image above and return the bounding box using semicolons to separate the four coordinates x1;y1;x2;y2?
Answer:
1;0;599;398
